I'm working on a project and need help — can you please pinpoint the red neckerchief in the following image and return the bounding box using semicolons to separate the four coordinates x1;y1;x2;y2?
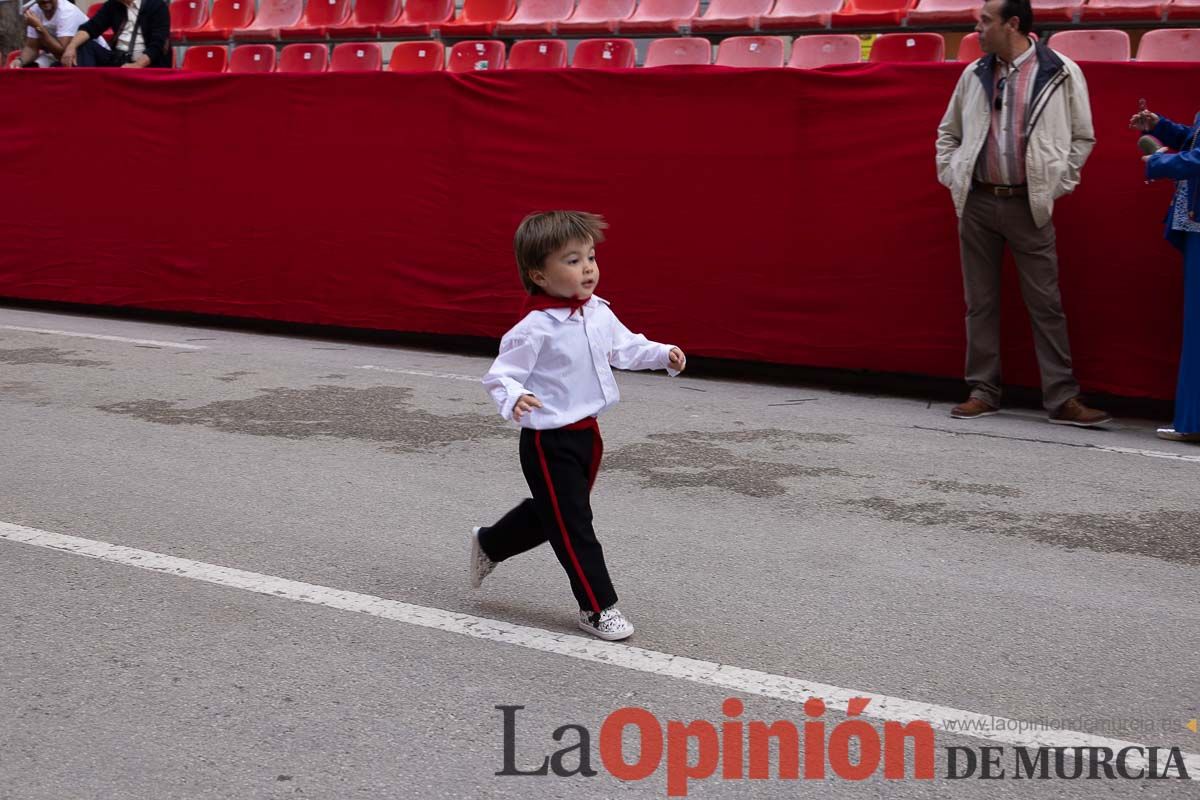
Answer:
520;293;589;320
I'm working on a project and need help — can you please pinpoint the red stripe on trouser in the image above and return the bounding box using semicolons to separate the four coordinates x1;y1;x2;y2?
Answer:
534;428;601;614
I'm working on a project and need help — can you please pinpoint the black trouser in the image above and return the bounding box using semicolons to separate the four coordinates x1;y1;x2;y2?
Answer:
76;41;130;67
479;418;616;613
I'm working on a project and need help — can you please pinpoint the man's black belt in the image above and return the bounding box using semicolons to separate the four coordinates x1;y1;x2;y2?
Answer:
973;181;1028;197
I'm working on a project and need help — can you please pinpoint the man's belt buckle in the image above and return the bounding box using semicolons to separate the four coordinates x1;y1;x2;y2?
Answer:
994;185;1017;197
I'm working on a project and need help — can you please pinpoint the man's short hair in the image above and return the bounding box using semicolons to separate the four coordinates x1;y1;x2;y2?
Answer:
513;210;608;294
996;0;1033;33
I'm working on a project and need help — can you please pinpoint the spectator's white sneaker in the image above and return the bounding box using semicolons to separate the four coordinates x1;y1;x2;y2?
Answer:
469;526;495;589
578;606;634;641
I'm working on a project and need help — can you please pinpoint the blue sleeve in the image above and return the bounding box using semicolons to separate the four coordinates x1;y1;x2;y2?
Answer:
1150;117;1194;151
1146;149;1200;181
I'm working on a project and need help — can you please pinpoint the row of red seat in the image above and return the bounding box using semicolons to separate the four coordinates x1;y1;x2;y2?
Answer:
154;28;1200;71
171;36;840;69
167;0;1200;44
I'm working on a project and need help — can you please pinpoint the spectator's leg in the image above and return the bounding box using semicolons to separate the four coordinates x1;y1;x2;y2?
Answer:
75;40;116;67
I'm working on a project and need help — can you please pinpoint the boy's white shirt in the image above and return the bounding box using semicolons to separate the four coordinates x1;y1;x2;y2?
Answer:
482;294;682;429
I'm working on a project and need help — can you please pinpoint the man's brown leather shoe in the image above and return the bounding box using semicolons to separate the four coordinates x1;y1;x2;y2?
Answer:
950;398;999;419
1049;398;1112;428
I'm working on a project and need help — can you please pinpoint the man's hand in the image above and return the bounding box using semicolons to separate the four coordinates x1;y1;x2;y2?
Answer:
668;347;686;373
23;10;41;27
512;394;543;422
61;46;77;67
1130;110;1160;131
120;61;143;68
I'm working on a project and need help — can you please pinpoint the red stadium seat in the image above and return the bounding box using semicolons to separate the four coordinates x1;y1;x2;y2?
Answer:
906;0;977;24
378;0;454;35
689;0;774;32
832;0;916;27
643;36;711;65
868;32;945;62
1048;29;1130;60
439;0;517;36
759;0;843;30
229;43;277;71
618;0;699;33
331;41;382;69
1137;28;1200;60
446;39;506;71
572;37;636;67
957;31;983;61
1169;0;1200;18
331;0;402;36
558;0;635;33
388;40;445;70
788;33;860;67
1030;0;1081;21
508;38;568;67
715;35;785;66
172;0;210;42
234;0;303;40
280;0;353;39
495;0;574;34
181;44;228;70
956;30;1036;61
278;42;329;70
184;0;254;40
1079;0;1164;21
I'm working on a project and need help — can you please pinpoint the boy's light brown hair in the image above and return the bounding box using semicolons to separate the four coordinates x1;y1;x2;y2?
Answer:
514;211;608;294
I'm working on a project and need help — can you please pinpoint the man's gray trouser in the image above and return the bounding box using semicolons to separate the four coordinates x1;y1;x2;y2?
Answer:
958;189;1079;410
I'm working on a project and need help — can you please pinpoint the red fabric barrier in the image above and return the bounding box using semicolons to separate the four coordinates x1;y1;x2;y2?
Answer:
0;65;1191;399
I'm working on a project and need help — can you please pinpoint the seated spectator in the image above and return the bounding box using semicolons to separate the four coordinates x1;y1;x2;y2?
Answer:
8;0;104;68
61;0;170;68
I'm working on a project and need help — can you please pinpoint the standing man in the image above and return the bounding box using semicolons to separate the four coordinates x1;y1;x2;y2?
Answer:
9;0;104;68
60;0;169;68
935;0;1109;426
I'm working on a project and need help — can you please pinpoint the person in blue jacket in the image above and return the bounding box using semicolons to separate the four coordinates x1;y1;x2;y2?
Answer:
1134;105;1200;442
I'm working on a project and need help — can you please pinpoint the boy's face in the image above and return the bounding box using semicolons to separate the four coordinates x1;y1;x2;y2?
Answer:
530;237;599;300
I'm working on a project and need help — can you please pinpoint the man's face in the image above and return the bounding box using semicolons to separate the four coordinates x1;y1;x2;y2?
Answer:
976;0;1017;54
35;0;56;18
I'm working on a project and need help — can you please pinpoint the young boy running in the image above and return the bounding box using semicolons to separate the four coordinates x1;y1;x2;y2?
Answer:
473;210;686;641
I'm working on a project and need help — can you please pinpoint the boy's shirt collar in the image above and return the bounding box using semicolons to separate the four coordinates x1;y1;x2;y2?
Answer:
540;294;609;322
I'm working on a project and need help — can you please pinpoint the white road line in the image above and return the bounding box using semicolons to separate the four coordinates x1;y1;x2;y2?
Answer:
357;364;479;382
1098;444;1200;463
0;325;207;351
916;426;1200;465
2;522;1195;778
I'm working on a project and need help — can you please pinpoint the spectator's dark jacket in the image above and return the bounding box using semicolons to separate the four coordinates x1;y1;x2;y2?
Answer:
81;0;170;68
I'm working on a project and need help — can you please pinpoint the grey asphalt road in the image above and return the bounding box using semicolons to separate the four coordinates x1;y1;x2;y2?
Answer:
1;304;1198;800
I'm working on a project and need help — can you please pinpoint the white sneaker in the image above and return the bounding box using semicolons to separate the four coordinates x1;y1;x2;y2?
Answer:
578;606;634;641
469;526;496;589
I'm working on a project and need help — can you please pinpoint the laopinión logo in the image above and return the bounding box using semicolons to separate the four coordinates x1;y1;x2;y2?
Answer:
495;699;1193;797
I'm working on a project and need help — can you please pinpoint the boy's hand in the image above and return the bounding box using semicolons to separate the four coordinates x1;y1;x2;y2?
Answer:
512;394;542;422
668;347;686;373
